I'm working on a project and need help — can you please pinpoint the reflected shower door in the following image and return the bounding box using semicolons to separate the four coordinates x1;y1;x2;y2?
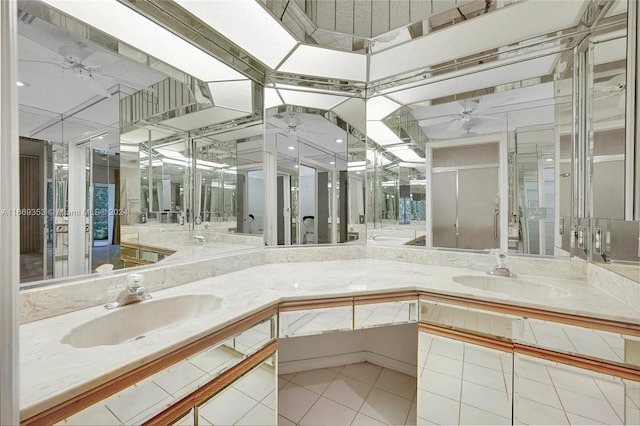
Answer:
432;171;457;248
458;167;499;250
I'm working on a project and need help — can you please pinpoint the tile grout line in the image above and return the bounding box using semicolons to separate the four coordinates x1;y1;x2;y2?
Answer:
545;362;572;425
593;376;625;424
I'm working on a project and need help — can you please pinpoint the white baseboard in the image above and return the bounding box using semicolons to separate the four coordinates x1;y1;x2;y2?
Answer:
278;351;367;375
278;350;417;377
366;352;417;377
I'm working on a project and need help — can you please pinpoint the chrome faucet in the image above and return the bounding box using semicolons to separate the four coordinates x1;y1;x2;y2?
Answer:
104;273;151;309
487;250;512;277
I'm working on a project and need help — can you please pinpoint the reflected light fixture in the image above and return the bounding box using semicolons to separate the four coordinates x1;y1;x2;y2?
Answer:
288;146;295;150
17;81;28;87
335;138;344;143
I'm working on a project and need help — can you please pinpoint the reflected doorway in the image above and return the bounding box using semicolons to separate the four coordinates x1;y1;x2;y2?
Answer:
431;143;500;250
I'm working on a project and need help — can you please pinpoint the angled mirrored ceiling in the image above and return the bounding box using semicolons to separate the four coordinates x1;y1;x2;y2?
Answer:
44;0;593;85
35;0;621;145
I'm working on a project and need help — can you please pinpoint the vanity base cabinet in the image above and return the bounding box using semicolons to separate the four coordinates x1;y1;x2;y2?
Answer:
417;331;512;425
514;353;639;425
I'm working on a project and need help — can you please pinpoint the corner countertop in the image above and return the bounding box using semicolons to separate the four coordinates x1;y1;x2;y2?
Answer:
19;258;640;420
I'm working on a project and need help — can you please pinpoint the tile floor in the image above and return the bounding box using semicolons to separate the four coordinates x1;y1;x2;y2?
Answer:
278;362;417;426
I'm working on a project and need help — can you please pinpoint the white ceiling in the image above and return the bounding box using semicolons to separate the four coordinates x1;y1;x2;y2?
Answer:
18;13;166;150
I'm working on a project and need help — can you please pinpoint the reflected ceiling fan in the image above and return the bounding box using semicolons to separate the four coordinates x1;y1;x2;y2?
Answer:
266;112;326;140
418;99;504;135
20;42;119;97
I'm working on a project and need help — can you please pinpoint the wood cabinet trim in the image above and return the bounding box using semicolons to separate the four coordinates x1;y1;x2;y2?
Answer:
142;341;278;425
20;305;278;426
418;291;640;337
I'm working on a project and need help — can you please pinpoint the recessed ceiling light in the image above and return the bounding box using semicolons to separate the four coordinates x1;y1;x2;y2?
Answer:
335;138;344;143
330;161;335;165
288;146;295;150
294;165;299;168
16;81;28;87
545;158;553;162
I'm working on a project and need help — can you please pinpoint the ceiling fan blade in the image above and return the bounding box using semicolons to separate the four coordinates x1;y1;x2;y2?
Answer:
87;77;112;98
446;119;464;133
19;59;65;70
418;115;456;127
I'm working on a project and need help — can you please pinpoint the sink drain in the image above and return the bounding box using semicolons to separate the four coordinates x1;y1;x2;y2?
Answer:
134;335;146;341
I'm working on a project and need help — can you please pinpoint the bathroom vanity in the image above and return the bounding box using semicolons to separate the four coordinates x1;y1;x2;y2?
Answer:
18;247;640;425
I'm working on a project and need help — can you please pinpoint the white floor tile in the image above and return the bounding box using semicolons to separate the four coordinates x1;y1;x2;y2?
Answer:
278;376;289;390
351;412;387;426
514;376;562;408
461;381;511;419
429;336;464;361
323;374;372;411
278;381;320;423
125;396;174;425
515;357;552;385
360;387;412;426
152;361;209;396
198;387;258;426
188;346;239;375
234;365;276;402
291;367;339;395
278;414;296;426
556;387;623;424
374;368;416;400
416;416;438;425
463;345;504;371
565;412;608;425
104;379;171;423
548;366;607;399
236;403;277;426
262;390;277;410
299;396;357;426
463;362;508;392
341;362;383;385
328;365;344;375
459;402;510;425
279;372;297;382
514;397;569;425
424;353;463;378
419;369;461;401
416;389;460;425
60;403;120;426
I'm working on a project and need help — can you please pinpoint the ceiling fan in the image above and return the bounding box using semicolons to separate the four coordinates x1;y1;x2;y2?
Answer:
20;42;115;97
266;112;326;140
418;99;504;136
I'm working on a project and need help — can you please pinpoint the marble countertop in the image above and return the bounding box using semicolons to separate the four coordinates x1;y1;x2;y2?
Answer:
20;258;639;419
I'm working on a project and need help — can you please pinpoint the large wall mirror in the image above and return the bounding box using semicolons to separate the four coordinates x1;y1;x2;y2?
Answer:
364;0;638;281
264;100;365;245
15;0;638;289
17;1;265;287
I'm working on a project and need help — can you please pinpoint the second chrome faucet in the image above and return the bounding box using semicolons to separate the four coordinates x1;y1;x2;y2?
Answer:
487;250;512;277
104;272;151;310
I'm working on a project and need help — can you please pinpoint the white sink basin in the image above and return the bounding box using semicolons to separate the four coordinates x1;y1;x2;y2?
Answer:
453;275;571;298
61;294;223;348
